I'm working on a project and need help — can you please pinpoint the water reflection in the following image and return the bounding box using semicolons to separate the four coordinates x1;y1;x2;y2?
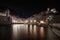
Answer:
40;27;44;39
12;24;44;40
33;25;37;38
0;25;12;40
12;24;25;40
12;24;18;40
25;24;28;36
30;24;33;36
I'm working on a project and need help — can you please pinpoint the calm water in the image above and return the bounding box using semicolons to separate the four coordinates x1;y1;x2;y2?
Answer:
0;24;59;40
12;24;45;40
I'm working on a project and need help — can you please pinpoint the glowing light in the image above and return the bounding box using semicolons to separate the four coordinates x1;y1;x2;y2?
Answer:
12;19;17;23
51;9;56;13
12;24;18;39
30;20;33;23
25;24;28;36
34;20;36;22
30;25;32;36
0;13;6;16
25;20;28;23
33;25;37;38
40;20;45;24
12;24;25;40
40;27;44;38
34;25;36;31
40;27;44;30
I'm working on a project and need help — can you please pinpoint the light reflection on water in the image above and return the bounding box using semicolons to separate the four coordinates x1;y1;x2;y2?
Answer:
12;24;25;40
12;24;44;40
12;24;18;40
25;24;28;36
33;25;37;38
40;27;44;39
30;24;33;36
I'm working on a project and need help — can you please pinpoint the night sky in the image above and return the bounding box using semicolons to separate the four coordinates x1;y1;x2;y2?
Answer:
0;0;60;18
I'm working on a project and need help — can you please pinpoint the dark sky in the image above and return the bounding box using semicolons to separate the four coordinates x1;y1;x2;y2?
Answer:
0;0;60;18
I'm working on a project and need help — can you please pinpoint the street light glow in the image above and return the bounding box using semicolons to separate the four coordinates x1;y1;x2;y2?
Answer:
40;20;45;24
34;20;36;22
25;20;28;23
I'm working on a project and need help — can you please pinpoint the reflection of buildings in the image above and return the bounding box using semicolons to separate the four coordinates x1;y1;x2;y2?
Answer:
0;9;60;40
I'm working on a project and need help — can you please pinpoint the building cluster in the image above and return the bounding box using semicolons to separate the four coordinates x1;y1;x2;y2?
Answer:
0;8;60;25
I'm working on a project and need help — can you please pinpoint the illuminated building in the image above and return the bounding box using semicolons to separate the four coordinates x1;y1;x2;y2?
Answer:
0;9;12;25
